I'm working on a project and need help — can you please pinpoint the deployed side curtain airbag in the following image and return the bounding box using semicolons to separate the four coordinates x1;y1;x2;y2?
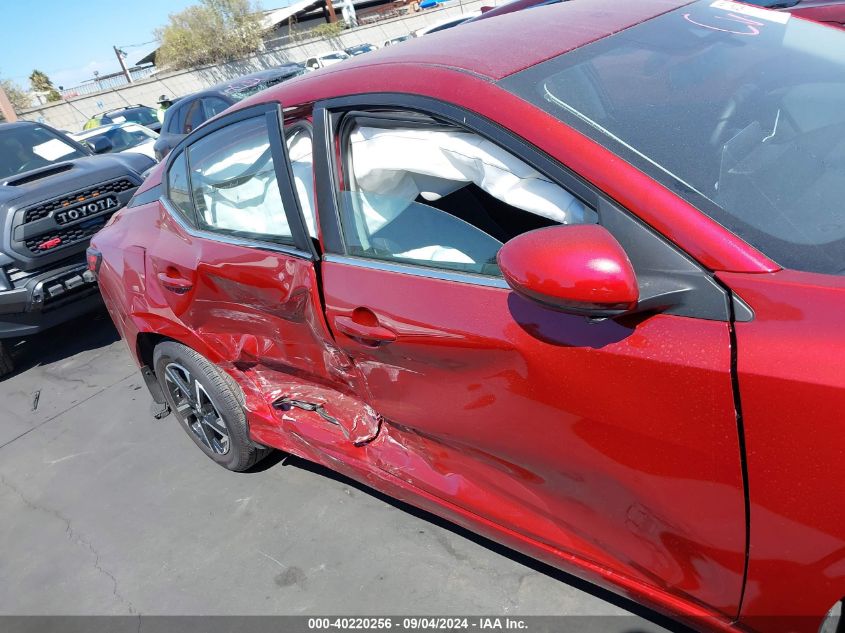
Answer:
288;131;317;238
196;143;291;237
348;126;594;236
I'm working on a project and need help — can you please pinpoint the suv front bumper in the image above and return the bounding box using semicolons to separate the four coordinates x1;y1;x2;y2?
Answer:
0;260;103;339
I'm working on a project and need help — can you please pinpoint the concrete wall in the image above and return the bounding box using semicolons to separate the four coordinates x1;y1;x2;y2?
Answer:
19;0;484;131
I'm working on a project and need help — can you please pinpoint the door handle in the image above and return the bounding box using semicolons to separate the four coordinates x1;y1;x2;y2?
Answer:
335;315;397;344
157;271;194;294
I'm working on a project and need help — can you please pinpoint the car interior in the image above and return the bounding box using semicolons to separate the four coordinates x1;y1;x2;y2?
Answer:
338;117;596;275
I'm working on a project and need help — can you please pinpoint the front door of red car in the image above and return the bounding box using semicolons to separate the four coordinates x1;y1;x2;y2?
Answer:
313;99;747;615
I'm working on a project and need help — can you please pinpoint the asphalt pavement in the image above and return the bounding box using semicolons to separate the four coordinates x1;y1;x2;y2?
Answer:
0;308;682;632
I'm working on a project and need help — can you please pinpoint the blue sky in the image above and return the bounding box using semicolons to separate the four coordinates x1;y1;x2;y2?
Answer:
0;0;204;90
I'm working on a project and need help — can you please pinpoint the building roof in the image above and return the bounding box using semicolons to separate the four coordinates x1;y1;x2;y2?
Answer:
260;0;325;29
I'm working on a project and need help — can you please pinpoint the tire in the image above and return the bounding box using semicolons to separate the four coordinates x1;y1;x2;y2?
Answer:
153;342;270;471
0;341;14;379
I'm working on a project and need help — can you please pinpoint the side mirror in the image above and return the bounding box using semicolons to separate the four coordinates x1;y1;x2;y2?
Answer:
497;225;638;317
89;137;113;155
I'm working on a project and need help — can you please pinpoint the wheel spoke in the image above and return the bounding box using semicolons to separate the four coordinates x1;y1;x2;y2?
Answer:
200;411;228;439
194;418;214;450
165;365;194;405
163;361;230;456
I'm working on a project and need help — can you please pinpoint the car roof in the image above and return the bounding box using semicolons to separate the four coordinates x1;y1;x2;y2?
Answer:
0;121;37;131
308;0;689;81
104;105;152;115
208;65;304;91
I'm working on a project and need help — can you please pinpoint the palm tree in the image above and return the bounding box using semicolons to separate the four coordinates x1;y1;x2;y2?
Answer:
29;70;61;102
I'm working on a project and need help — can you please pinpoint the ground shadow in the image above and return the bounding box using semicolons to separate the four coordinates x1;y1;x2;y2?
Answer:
3;307;119;380
272;453;697;633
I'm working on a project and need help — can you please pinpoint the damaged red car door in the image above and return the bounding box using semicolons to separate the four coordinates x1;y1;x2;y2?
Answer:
143;104;381;445
312;98;748;616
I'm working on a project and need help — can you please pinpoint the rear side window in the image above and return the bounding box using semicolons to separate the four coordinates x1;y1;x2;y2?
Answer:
203;97;231;119
187;116;293;244
336;119;595;276
183;100;206;134
166;103;187;134
166;151;195;221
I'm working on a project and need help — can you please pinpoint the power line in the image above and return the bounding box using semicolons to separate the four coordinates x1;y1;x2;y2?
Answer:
115;39;158;49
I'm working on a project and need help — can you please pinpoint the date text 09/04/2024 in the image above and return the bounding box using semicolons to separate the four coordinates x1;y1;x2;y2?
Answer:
307;618;528;630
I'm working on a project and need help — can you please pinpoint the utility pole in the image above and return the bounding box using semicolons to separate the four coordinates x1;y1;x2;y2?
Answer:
0;85;18;122
113;46;133;84
325;0;338;23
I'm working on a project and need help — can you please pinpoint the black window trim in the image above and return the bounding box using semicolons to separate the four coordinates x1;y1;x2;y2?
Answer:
160;101;316;260
312;93;745;322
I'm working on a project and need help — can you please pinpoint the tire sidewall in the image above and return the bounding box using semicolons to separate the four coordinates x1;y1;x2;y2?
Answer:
153;342;253;471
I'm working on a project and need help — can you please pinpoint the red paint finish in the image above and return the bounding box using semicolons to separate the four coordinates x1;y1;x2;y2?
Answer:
787;0;845;27
91;4;845;630
497;225;639;314
317;261;746;616
717;270;845;633
298;0;691;81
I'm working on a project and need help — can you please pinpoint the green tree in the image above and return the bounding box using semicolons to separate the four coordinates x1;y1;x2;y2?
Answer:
0;78;31;120
29;70;61;102
155;0;265;70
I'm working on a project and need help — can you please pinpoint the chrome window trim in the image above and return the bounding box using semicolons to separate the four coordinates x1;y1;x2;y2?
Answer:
158;196;312;260
323;254;510;289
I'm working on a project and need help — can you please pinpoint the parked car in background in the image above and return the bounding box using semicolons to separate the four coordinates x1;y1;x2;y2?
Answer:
345;43;378;56
467;0;565;23
153;64;305;160
0;121;152;376
71;122;158;161
383;34;413;46
91;1;845;631
304;51;352;70
414;12;479;36
83;105;161;133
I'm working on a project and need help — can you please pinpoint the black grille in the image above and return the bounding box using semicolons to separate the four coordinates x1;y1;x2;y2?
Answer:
4;254;85;288
24;218;108;255
23;178;136;224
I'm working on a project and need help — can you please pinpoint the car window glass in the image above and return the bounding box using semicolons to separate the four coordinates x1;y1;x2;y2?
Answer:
338;121;596;275
166;151;195;222
187;116;292;244
503;0;845;274
168;103;188;134
183;100;206;134
203;97;231;119
287;125;316;238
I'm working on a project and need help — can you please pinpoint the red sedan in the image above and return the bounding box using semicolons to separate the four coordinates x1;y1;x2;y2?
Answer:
90;1;845;631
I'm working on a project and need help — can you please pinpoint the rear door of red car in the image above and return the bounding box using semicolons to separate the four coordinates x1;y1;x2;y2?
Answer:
145;103;353;426
311;95;748;616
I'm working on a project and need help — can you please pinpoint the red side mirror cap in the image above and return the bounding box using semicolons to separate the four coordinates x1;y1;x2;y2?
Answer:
497;225;638;317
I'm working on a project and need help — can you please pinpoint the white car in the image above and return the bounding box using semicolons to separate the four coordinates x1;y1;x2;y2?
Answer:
71;122;158;161
304;50;352;71
414;12;480;37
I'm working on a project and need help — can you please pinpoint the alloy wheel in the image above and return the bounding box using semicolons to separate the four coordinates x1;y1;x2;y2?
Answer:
163;362;230;455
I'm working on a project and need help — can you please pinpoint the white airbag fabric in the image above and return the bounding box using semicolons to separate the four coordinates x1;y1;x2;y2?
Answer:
198;143;291;237
349;126;593;236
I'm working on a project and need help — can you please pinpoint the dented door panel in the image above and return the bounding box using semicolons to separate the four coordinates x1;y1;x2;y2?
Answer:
142;201;380;444
319;260;746;617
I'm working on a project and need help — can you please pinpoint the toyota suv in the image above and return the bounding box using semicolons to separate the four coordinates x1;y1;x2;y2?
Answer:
0;121;154;376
